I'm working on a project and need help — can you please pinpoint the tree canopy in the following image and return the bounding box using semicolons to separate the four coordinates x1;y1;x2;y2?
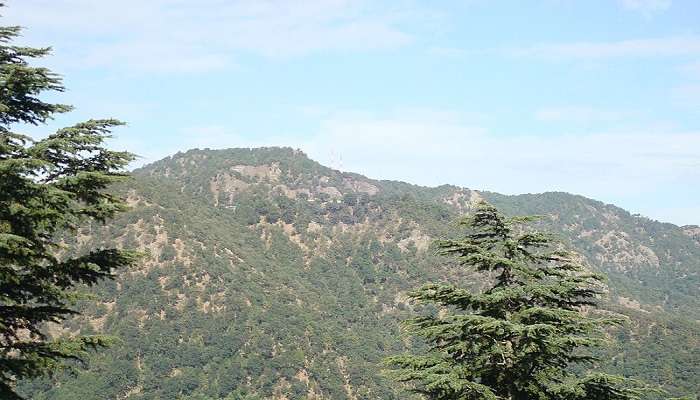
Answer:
0;9;136;399
385;201;657;400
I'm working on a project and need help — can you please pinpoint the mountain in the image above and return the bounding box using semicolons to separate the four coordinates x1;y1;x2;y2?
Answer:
684;225;700;245
22;147;699;399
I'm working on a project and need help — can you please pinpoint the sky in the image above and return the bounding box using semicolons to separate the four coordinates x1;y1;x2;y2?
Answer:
4;0;699;226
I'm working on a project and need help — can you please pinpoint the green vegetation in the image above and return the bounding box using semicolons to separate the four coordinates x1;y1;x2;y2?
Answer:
483;192;700;321
1;4;696;399
385;202;653;399
0;16;136;399
12;147;697;399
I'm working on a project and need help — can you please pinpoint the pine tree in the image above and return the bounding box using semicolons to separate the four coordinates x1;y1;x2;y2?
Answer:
385;201;657;400
0;7;137;399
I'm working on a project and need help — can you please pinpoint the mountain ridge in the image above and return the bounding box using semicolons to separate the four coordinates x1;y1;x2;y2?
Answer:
140;146;699;316
155;146;692;227
22;146;699;399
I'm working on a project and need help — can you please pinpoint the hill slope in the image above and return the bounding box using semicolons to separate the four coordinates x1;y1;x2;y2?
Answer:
22;147;700;399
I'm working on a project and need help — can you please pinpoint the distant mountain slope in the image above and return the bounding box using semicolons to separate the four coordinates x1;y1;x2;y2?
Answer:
22;147;699;399
483;191;700;318
684;225;700;245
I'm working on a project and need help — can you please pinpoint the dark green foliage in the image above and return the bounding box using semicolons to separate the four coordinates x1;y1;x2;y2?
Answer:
386;202;655;400
482;191;700;320
0;11;136;399
16;148;699;399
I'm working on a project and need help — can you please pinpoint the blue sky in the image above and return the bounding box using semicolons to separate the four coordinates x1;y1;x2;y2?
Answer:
5;0;699;225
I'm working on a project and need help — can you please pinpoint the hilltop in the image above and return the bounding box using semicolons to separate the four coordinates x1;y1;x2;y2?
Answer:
22;147;699;399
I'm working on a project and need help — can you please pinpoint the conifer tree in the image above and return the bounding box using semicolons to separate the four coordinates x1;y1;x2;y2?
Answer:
0;7;137;398
385;202;655;400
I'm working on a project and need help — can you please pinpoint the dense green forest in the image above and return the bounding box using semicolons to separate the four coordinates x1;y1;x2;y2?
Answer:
17;147;699;399
2;2;698;399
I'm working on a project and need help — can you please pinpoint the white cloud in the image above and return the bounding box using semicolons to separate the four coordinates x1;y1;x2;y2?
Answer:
3;0;412;73
535;106;633;123
619;0;672;16
300;111;699;199
145;110;699;209
512;35;700;59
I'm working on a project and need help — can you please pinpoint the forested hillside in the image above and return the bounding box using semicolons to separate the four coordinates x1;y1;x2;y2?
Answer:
22;147;699;399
